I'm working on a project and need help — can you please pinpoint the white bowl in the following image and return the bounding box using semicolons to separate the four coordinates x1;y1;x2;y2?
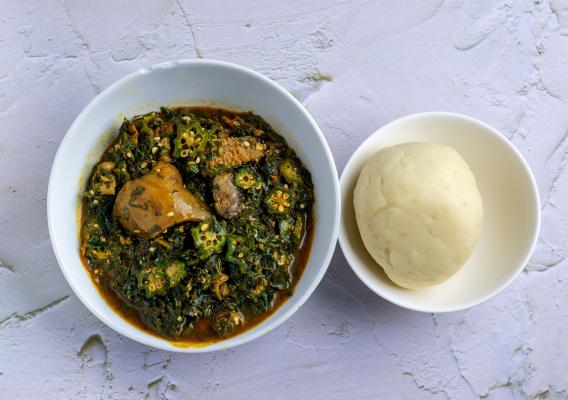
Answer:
48;59;340;352
338;112;540;312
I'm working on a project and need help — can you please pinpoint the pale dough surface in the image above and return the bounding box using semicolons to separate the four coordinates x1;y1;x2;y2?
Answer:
354;143;483;289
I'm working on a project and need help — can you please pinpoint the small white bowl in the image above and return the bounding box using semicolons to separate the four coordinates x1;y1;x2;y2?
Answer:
338;112;540;312
48;59;340;352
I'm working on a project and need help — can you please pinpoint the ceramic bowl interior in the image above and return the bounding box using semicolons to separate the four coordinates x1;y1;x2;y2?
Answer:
48;60;340;352
338;112;540;312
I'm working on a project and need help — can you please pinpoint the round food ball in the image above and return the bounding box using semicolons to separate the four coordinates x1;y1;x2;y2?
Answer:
354;142;483;289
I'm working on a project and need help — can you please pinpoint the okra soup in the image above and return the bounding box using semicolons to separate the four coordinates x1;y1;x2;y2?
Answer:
80;107;314;344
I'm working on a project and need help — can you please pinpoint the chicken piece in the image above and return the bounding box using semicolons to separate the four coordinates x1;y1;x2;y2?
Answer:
205;136;265;175
212;172;241;219
113;162;210;238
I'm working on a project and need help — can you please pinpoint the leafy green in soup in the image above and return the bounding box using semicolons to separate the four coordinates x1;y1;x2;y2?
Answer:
80;107;314;342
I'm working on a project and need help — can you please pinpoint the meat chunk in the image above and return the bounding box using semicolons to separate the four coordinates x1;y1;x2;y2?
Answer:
212;172;241;219
113;162;210;238
205;136;265;175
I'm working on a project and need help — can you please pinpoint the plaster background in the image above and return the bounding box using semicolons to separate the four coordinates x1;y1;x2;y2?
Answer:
1;0;568;398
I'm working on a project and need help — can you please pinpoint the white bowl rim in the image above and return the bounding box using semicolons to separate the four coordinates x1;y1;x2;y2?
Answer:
47;59;341;352
338;111;541;313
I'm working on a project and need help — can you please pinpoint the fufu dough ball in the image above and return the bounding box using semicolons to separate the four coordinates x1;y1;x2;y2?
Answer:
354;142;483;289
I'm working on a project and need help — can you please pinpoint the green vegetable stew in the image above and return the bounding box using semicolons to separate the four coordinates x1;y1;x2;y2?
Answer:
80;107;314;343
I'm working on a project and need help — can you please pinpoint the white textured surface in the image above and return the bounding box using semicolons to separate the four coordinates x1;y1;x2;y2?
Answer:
1;0;567;398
